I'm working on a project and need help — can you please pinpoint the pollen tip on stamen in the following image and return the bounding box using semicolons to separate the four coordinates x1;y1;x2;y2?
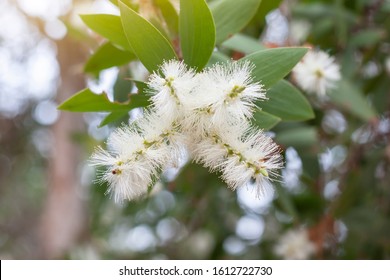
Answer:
111;168;122;175
259;168;269;177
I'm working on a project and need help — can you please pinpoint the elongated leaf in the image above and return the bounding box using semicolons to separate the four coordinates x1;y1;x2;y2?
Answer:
260;80;314;121
274;184;299;222
252;110;281;130
242;47;308;88
84;42;135;75
349;29;384;48
119;2;177;73
180;0;216;70
81;14;131;51
329;80;377;121
276;126;318;147
210;0;262;44
255;0;283;26
222;33;265;54
109;0;138;10
207;51;230;66
99;111;129;127
131;80;148;94
155;0;179;36
58;88;149;112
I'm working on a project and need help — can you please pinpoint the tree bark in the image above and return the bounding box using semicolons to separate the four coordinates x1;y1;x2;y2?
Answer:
39;37;88;259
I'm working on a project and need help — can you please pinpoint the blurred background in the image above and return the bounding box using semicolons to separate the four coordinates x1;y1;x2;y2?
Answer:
0;0;390;259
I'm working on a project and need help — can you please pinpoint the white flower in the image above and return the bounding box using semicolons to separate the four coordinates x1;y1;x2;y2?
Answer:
181;61;265;139
274;228;316;260
292;49;341;96
91;59;283;202
194;124;283;197
148;60;196;120
197;61;266;125
90;111;186;202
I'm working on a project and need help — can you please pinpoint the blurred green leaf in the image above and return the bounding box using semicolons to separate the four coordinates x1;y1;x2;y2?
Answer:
179;0;215;70
349;29;384;48
221;33;265;54
276;126;318;147
113;68;133;102
255;0;282;25
293;3;333;18
81;14;131;51
293;3;355;23
252;110;281;130
84;42;135;75
329;80;377;121
242;47;308;88
119;1;177;73
260;80;314;121
274;184;299;222
207;51;230;66
155;0;179;36
57;88;149;112
210;0;262;44
110;0;139;10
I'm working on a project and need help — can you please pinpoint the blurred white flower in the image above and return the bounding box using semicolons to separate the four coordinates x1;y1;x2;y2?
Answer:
385;56;390;76
91;60;283;202
292;49;341;96
274;228;316;260
289;20;311;45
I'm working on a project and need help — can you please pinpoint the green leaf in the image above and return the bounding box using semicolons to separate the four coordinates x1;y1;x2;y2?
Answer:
119;1;177;73
57;88;149;112
242;47;308;88
207;51;230;66
81;14;131;51
274;184;299;222
179;0;216;70
84;42;135;75
109;0;139;10
276;126;318;147
130;80;148;94
254;0;282;26
349;29;384;48
99;111;129;127
260;80;314;121
328;80;377;121
113;68;133;102
252;110;281;130
221;33;265;54
155;0;179;36
210;0;262;44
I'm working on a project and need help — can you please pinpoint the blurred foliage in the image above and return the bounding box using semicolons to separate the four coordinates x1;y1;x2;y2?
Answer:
1;0;390;260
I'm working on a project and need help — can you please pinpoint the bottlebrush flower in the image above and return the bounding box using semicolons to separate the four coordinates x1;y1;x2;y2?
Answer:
91;60;283;202
90;111;186;203
292;49;341;96
195;61;266;126
147;60;196;119
194;124;283;197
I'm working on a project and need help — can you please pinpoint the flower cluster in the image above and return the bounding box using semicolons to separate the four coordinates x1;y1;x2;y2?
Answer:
292;49;341;97
91;60;283;202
